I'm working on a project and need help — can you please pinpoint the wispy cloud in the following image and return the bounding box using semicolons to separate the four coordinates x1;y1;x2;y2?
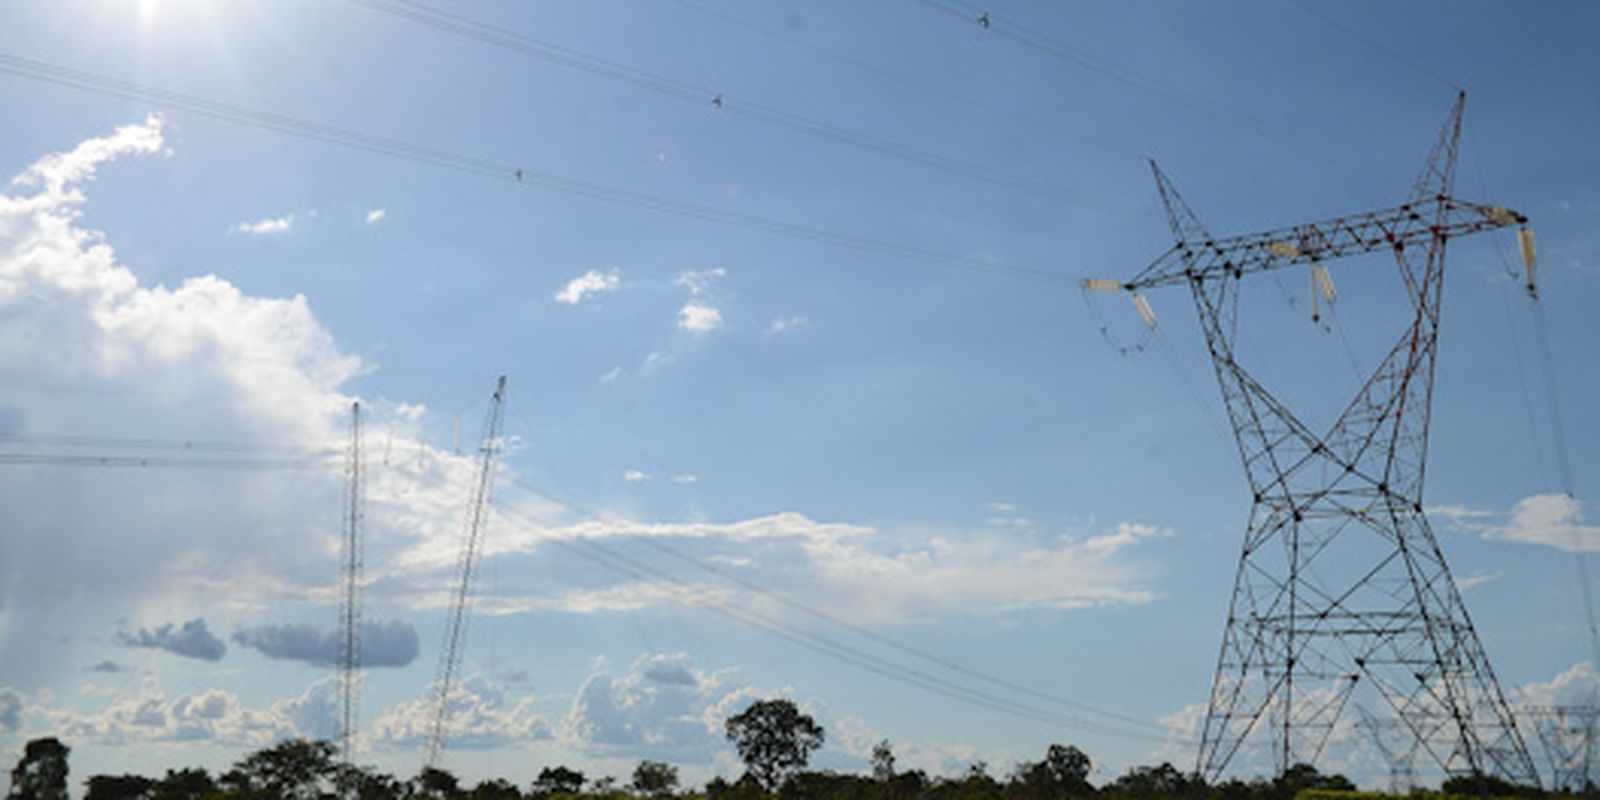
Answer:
599;366;623;383
364;208;386;224
623;469;650;482
766;316;808;335
1436;494;1600;553
555;268;621;305
671;474;699;484
231;215;294;235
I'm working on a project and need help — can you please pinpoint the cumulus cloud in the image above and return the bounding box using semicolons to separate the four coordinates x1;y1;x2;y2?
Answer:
50;679;276;745
231;215;294;235
0;117;482;688
1512;662;1600;707
364;208;386;224
678;302;723;332
372;675;551;750
232;619;419;668
116;619;227;662
555;268;620;305
674;268;726;332
562;653;755;761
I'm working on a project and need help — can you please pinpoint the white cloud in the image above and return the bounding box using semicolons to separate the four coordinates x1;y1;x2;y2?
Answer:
624;470;650;482
371;675;551;750
231;215;294;235
0;118;481;687
1511;662;1600;707
678;302;723;332
364;208;386;224
34;676;297;747
600;366;623;383
674;268;726;333
671;474;699;485
555;268;620;305
766;316;808;335
1484;494;1600;552
1455;569;1504;591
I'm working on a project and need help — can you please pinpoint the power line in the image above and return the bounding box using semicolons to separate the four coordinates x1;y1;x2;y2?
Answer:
339;0;1140;216
1283;0;1461;91
0;52;1071;286
668;0;1140;161
917;0;1396;183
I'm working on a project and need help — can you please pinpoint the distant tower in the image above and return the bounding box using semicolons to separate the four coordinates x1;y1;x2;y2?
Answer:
1526;705;1599;792
1356;705;1420;794
1092;93;1539;783
426;376;508;768
339;401;364;762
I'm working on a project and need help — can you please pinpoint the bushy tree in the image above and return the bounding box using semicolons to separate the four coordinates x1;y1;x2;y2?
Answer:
220;739;340;800
532;767;586;798
1102;763;1205;800
84;774;154;800
725;699;825;791
7;738;70;800
414;766;462;800
631;761;678;797
148;767;215;800
1009;745;1092;800
469;777;524;800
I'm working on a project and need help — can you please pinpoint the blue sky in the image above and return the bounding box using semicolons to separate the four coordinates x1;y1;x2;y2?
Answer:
0;0;1597;790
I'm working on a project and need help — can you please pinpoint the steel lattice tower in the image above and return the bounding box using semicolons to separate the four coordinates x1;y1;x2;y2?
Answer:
1097;93;1538;783
1526;705;1599;792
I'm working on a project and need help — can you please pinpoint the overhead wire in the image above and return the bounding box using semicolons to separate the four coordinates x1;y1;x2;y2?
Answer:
338;0;1140;217
0;52;1072;286
917;0;1396;184
491;477;1189;744
667;0;1140;162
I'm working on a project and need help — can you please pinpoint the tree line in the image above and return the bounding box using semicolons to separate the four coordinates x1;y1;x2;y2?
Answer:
4;699;1578;800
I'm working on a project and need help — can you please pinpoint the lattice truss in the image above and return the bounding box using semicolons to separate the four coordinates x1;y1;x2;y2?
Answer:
1096;93;1539;784
1526;706;1599;792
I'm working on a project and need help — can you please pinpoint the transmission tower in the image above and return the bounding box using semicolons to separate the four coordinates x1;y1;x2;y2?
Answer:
1089;92;1538;783
1526;705;1599;792
1355;705;1420;794
425;375;508;768
339;400;364;762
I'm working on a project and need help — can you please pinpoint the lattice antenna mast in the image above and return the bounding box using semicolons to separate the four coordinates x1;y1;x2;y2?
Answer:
1525;706;1600;792
339;400;364;763
1088;92;1539;784
426;376;508;768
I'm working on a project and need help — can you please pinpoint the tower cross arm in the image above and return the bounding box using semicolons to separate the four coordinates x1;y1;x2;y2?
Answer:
1123;196;1526;291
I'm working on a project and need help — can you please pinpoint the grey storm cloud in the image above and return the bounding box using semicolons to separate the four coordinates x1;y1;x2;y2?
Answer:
84;660;130;674
116;618;227;661
232;620;418;668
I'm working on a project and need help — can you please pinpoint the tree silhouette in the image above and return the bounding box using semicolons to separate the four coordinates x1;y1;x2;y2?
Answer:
724;698;825;791
7;738;69;800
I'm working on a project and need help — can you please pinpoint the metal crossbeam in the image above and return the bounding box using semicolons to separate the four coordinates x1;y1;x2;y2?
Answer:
1107;92;1539;785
